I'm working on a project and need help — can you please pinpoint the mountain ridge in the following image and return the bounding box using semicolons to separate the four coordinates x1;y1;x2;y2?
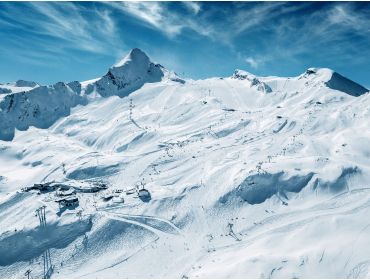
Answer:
0;49;367;141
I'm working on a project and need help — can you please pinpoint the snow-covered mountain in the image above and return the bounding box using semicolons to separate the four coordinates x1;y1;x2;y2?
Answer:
0;80;39;94
0;48;184;141
0;48;369;278
0;81;85;141
87;48;181;98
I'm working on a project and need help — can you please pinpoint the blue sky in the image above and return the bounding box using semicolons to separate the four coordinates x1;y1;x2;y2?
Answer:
0;1;369;88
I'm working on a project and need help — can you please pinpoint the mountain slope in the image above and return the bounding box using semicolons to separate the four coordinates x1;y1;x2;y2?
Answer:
0;49;369;278
0;49;183;141
0;82;86;141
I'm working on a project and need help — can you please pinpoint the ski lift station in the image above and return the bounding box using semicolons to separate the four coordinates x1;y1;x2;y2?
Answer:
23;182;54;192
138;188;151;202
55;196;79;208
138;188;150;197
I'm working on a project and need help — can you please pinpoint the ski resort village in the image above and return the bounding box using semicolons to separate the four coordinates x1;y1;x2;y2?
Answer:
0;47;370;278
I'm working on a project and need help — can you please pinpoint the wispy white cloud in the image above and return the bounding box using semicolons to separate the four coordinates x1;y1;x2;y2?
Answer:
328;3;370;33
0;2;368;83
29;2;120;54
0;2;122;57
105;1;212;39
245;57;259;69
183;2;201;15
106;2;182;37
106;1;367;83
229;2;370;71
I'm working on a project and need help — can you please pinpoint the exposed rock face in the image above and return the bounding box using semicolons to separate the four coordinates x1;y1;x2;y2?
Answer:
232;69;272;93
0;87;12;94
15;80;38;88
0;82;86;141
91;48;165;98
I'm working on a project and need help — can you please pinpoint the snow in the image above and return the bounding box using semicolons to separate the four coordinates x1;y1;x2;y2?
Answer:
0;80;39;95
0;82;86;141
0;48;370;278
260;67;368;97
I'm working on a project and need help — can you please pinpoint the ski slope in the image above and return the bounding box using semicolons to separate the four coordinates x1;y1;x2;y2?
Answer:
0;49;370;278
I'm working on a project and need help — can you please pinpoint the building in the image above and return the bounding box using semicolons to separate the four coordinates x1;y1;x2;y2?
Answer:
101;193;114;201
138;189;150;197
23;182;55;193
137;189;151;202
56;187;76;197
56;196;79;208
74;184;107;193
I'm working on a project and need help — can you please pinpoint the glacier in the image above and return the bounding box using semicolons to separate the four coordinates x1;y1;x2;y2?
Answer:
0;48;370;278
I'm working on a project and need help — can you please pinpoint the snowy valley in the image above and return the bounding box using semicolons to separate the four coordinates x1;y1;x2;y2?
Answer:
0;48;370;278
